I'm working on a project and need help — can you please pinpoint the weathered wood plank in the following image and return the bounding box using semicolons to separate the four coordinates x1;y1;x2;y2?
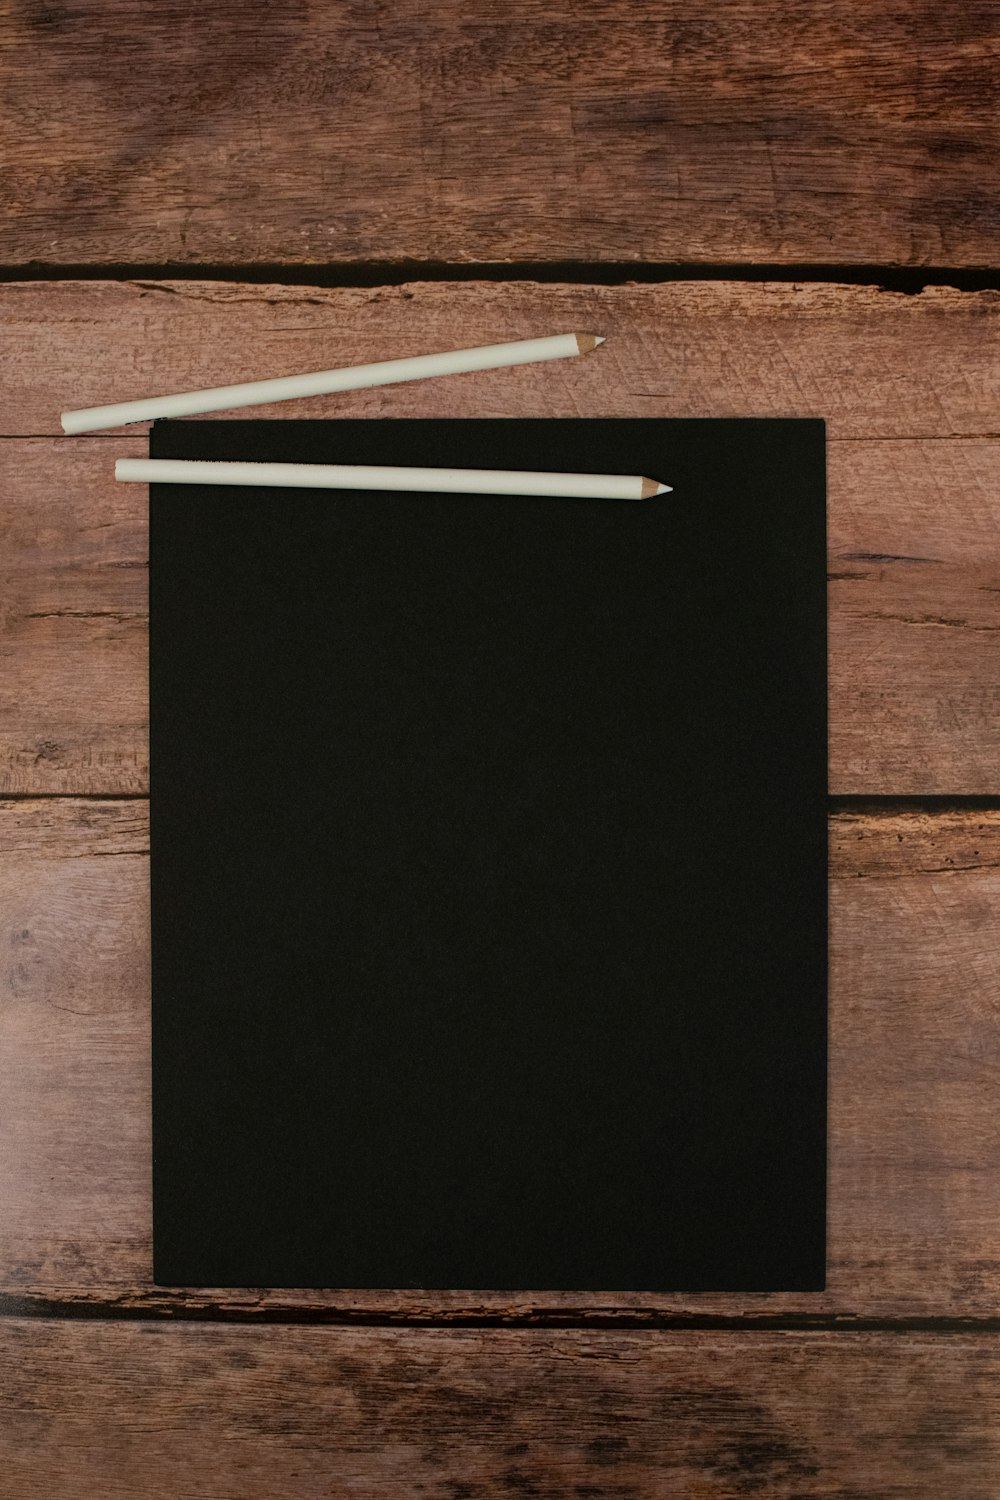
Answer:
2;1320;998;1498
3;442;998;795
0;436;149;794
829;559;1000;793
2;800;998;1320
2;281;999;794
2;2;998;265
5;281;999;441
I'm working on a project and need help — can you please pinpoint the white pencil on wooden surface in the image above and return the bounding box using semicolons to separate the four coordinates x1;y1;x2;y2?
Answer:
115;458;671;501
62;333;606;435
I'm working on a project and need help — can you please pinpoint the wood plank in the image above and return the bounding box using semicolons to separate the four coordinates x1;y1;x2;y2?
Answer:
3;436;998;795
0;436;149;794
2;800;999;1321
2;281;999;794
2;1320;998;1498
6;281;999;441
2;2;998;266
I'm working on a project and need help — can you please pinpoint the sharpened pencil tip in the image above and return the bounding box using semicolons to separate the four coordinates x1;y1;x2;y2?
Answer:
657;484;672;495
575;334;606;354
594;335;606;345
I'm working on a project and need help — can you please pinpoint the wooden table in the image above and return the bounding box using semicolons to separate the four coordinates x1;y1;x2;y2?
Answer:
2;4;999;1494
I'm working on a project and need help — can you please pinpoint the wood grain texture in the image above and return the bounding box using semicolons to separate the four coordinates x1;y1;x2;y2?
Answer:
7;281;1000;441
3;280;999;793
2;799;999;1321
0;436;149;794
2;1320;998;1499
2;1;998;266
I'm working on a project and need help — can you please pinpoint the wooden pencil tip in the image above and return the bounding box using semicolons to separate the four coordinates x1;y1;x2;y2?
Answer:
640;477;672;499
575;334;606;354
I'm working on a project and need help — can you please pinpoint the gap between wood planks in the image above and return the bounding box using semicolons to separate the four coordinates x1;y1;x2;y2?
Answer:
9;1267;1000;1330
5;794;1000;807
3;1295;1000;1332
1;263;998;293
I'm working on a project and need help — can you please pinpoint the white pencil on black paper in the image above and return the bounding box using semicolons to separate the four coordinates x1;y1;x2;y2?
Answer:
115;459;672;502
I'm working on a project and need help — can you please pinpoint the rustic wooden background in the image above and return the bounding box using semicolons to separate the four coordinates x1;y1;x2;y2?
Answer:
2;2;999;1495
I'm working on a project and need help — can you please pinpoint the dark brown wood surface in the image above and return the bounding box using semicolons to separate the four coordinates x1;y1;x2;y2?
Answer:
2;1;998;266
2;798;999;1324
4;1320;999;1499
4;9;999;1480
3;281;998;794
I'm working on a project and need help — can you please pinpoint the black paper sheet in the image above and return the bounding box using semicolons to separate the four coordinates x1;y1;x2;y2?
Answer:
150;417;827;1291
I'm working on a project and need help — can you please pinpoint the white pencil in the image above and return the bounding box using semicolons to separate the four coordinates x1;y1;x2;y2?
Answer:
62;333;606;435
115;458;671;501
